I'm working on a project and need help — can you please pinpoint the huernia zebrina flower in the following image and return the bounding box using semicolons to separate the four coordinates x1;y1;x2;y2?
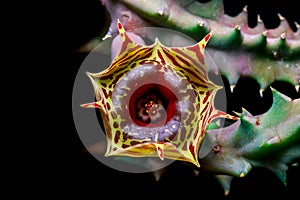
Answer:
81;20;237;167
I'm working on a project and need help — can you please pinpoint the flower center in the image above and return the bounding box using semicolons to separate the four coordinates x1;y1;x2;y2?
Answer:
129;83;178;127
137;90;166;124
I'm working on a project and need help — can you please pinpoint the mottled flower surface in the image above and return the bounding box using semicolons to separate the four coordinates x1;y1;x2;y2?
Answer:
82;20;237;167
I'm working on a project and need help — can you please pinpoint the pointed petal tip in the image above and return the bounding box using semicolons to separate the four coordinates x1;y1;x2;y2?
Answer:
117;18;121;26
85;71;91;76
155;145;164;160
80;102;102;109
85;71;98;80
117;19;125;34
203;32;213;45
190;158;201;168
80;102;92;108
85;71;98;78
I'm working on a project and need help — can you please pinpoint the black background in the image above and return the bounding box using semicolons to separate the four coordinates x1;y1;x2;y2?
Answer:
33;0;300;199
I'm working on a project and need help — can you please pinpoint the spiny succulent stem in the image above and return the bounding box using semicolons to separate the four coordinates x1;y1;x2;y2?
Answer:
108;0;300;60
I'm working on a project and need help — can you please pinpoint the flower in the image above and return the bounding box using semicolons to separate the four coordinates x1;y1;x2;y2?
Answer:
81;20;237;167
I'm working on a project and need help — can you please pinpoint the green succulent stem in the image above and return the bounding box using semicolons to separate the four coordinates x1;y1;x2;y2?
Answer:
82;0;300;88
118;0;300;60
202;88;300;185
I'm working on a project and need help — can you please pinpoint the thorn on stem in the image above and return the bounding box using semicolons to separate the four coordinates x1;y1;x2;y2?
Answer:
235;25;241;30
262;31;268;36
197;21;204;27
230;85;235;93
280;33;286;39
278;13;285;21
257;14;263;23
102;34;112;40
295;85;299;92
259;89;264;97
158;10;164;16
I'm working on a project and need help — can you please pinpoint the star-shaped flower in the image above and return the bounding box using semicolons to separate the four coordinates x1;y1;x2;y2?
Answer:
81;20;237;167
